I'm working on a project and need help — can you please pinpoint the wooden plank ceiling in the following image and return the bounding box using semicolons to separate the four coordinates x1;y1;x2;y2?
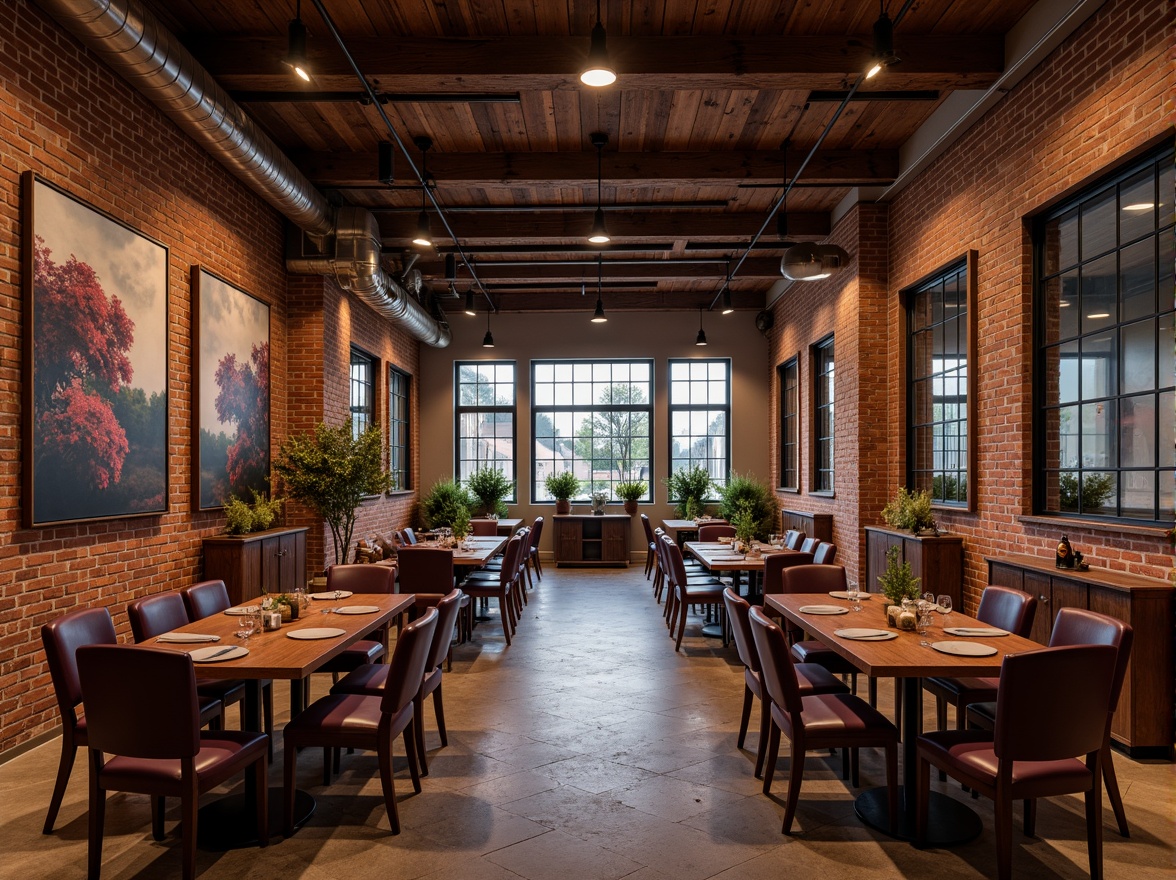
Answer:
141;0;1036;312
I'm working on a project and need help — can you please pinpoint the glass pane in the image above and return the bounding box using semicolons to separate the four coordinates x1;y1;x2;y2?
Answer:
1054;340;1080;404
1056;404;1079;468
1045;208;1078;273
1159;312;1174;391
1119;395;1155;469
1120;237;1157;321
1119;169;1156;243
1120;319;1156;395
1079;334;1115;400
1082;472;1117;515
1120;471;1155;520
1080;189;1116;258
1081;400;1116;468
1080;252;1117;333
1160;391;1174;467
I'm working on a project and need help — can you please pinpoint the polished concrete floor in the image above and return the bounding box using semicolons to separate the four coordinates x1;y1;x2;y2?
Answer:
3;565;1174;879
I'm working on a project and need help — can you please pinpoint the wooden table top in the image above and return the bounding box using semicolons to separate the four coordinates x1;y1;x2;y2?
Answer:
407;536;507;566
151;593;414;681
472;518;523;536
765;593;1042;679
685;541;804;572
662;518;728;532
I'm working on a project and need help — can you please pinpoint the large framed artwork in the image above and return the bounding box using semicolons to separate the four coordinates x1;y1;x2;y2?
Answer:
22;173;169;527
192;268;270;510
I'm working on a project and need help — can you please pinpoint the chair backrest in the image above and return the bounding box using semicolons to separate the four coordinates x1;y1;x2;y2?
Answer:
976;585;1037;636
799;537;819;554
812;542;837;565
660;535;687;589
399;528;418;545
994;643;1117;763
379;608;438;715
326;563;397;595
127;592;191;642
507;530;528;581
395;547;454;594
528;516;544;550
762;552;816;596
423;590;464;673
41;606;117;722
1049;607;1134;715
698;524;736;542
77;644;200;759
181;580;231;620
781;563;847;594
471;519;499;536
723;588;760;674
748;605;803;715
784;529;806;550
640;513;655;545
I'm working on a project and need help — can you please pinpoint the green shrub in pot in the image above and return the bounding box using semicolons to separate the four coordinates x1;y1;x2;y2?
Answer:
465;466;513;518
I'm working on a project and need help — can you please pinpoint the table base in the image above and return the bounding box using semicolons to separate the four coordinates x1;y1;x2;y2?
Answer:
855;786;982;846
701;622;725;639
197;788;315;850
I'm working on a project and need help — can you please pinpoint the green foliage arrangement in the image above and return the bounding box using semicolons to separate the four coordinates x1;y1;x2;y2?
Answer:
877;546;922;606
274;420;392;566
450;504;471;540
717;473;778;541
421;479;474;529
728;500;759;547
615;480;647;502
881;486;938;534
223;490;284;535
544;470;580;501
1058;472;1114;512
665;464;713;518
465;466;513;517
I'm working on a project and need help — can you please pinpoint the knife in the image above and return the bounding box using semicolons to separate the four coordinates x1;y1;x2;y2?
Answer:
197;647;237;660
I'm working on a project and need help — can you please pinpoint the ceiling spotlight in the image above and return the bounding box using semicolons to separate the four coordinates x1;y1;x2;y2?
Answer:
591;256;608;322
483;309;495;348
695;309;708;346
283;0;311;82
721;288;734;315
580;0;616;87
588;132;611;244
865;2;900;79
412;210;432;248
780;243;850;282
412;135;433;248
592;297;608;322
464;289;477;316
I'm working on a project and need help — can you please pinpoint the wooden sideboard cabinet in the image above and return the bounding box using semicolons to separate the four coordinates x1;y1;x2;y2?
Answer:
988;554;1174;758
780;509;834;543
865;526;964;610
202;527;308;604
552;515;630;567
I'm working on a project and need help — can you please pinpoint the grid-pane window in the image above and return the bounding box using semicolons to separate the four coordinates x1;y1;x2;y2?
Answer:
907;263;968;505
388;366;410;491
778;357;799;490
813;336;835;493
532;360;652;501
1036;148;1174;522
669;359;730;492
455;362;516;499
350;347;374;440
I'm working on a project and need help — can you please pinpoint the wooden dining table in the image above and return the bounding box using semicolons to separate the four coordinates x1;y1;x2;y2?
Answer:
765;591;1041;846
661;518;727;546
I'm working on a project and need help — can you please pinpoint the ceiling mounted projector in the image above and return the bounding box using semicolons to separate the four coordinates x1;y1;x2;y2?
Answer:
780;243;850;282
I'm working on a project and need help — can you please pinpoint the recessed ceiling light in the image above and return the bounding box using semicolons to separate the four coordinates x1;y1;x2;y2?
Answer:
1087;312;1110;319
1122;203;1154;212
1059;300;1071;307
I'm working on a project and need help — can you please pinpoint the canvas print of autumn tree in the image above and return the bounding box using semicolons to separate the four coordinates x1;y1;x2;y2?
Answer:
194;268;270;510
23;175;169;526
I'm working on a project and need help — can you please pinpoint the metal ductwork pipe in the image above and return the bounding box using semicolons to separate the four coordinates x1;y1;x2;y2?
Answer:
36;0;450;347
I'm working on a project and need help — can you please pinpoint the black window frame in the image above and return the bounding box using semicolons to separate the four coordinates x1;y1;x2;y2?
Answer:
668;357;731;497
349;346;376;440
388;365;411;492
812;335;835;495
777;355;800;491
454;360;517;503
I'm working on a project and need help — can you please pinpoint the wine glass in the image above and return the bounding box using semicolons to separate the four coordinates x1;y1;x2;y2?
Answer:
236;614;256;643
937;594;952;627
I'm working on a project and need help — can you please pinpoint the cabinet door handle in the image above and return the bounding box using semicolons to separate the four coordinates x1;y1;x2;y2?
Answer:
275;548;288;558
1039;594;1049;603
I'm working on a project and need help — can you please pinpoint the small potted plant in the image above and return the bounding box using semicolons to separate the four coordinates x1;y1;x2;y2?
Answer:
590;490;609;515
728;500;758;556
544;471;580;515
421;479;474;530
223;490;284;535
878;546;921;629
665;464;713;519
881;486;938;535
615;480;647;516
466;466;513;518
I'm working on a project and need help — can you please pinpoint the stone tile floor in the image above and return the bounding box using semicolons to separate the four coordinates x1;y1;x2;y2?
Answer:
3;565;1173;879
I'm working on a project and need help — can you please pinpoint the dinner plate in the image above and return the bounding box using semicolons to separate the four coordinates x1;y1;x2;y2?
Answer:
931;640;998;657
287;627;346;640
308;591;352;600
943;627;1009;637
223;606;260;616
828;591;871;600
156;633;220;643
335;605;380;615
798;605;850;615
834;628;896;641
190;645;248;662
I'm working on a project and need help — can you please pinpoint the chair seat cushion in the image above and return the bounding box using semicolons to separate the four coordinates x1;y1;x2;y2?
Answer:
779;693;897;744
791;640;858;676
924;675;999;701
918;729;1094;796
331;663;390;696
795;662;852;696
100;730;268;795
318;639;385;673
284;693;414;748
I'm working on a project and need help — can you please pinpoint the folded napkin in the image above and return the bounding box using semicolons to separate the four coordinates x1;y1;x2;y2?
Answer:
156;633;220;643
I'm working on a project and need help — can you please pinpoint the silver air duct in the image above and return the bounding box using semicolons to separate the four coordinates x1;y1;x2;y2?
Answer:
36;0;450;347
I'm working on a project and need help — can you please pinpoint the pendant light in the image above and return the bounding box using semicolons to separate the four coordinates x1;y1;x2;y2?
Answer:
464;289;477;316
720;258;734;314
580;0;616;87
482;308;495;348
588;132;610;244
866;2;900;79
283;0;311;82
412;135;433;248
591;255;608;322
695;309;708;346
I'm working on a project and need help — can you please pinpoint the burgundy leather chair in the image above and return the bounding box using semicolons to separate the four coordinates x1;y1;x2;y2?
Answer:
784;529;806;551
799;537;819;554
812;541;838;564
461;533;523;644
724;589;848;778
470;518;499;536
916;644;1118;880
316;563;397;676
749;606;898;834
761;550;815;638
640;513;657;580
782;565;858;681
396;546;456;609
524;516;544;586
77;644;268;880
923;585;1038;730
663;536;727;651
332;589;465;776
283;608;438;836
698;523;736;542
966;607;1134;837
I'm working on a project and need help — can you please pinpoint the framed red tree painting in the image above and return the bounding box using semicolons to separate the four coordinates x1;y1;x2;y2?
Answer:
22;173;169;527
192;268;271;510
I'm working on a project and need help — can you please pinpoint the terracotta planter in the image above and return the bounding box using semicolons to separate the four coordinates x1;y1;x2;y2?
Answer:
623;500;638;516
555;499;571;515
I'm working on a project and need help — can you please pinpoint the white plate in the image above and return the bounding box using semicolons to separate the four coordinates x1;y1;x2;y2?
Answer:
943;627;1009;637
287;627;347;640
931;640;998;657
834;628;897;641
190;645;248;662
828;591;870;600
156;633;220;643
223;606;260;616
308;591;352;600
335;605;380;615
798;605;850;615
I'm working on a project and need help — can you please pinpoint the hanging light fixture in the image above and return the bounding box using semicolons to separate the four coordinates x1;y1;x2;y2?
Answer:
464;289;477;316
283;0;311;82
720;258;734;314
780;242;851;282
482;308;495;348
865;1;900;79
588;132;611;244
695;309;708;346
580;0;616;87
412;135;433;248
591;255;608;322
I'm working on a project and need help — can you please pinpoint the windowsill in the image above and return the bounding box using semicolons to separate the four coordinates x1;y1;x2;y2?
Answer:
777;487;800;494
809;490;835;499
386;490;414;498
1017;514;1172;540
